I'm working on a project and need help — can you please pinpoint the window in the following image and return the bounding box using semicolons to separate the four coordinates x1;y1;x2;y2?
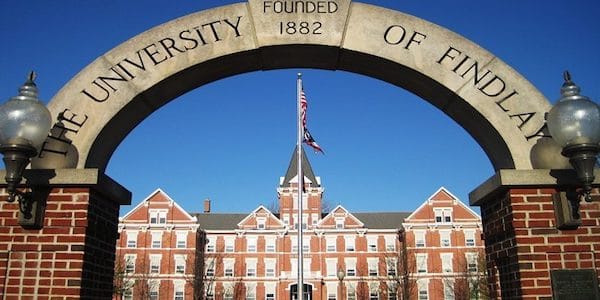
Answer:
465;230;476;247
303;237;310;252
265;237;276;252
205;258;215;277
302;214;308;229
415;231;425;248
326;258;337;277
126;231;137;248
151;231;162;248
345;236;355;252
336;217;344;229
150;287;159;300
368;236;378;252
247;237;257;252
223;283;234;300
444;280;455;300
434;208;452;223
206;284;215;300
387;283;397;300
416;254;427;273
440;230;451;247
206;236;216;252
418;280;429;300
175;255;186;274
292;238;298;253
257;218;266;230
369;287;379;300
247;289;259;300
224;259;234;277
368;258;378;276
326;237;336;252
441;253;453;273
386;258;397;276
149;255;161;273
291;258;310;276
326;283;336;300
149;210;167;224
312;213;319;225
283;215;290;226
224;237;235;252
293;214;300;229
347;285;356;300
124;254;135;273
265;283;276;300
174;280;185;300
385;236;396;252
466;253;478;272
246;259;257;277
176;231;187;248
265;259;276;277
345;258;356;277
370;292;379;300
123;288;133;300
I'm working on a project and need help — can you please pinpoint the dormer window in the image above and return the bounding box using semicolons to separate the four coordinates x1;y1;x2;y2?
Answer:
335;217;344;229
257;218;266;230
434;208;452;223
149;210;167;224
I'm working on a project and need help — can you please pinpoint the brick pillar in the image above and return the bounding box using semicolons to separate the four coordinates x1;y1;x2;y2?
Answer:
0;169;130;299
471;170;600;300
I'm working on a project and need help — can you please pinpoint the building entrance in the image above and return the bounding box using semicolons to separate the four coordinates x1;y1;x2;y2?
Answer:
290;284;313;300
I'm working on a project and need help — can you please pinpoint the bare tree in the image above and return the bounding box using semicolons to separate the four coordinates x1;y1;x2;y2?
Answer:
395;234;419;300
321;198;335;214
113;254;135;299
442;249;490;300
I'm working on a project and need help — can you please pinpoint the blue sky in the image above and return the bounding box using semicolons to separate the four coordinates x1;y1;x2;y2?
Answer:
1;1;599;215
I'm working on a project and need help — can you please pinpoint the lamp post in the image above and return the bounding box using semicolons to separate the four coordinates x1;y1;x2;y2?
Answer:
547;71;600;219
0;72;52;226
337;267;345;300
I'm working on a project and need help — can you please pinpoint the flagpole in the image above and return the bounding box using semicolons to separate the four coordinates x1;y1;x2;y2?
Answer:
296;73;304;300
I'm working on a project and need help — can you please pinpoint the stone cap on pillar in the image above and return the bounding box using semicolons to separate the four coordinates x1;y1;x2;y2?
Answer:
470;169;600;206
0;168;131;205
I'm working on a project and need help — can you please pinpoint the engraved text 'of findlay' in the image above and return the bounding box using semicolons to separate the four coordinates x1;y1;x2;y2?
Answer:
81;16;243;103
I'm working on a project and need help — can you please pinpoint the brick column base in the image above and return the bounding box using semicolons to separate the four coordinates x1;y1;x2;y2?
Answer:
0;169;130;299
471;170;600;300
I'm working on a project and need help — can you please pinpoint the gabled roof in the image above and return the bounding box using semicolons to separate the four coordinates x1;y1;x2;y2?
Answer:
237;205;285;228
404;186;481;222
281;146;319;187
318;205;364;228
120;188;197;222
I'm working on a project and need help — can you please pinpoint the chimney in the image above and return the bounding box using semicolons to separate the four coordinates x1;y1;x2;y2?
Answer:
203;198;211;213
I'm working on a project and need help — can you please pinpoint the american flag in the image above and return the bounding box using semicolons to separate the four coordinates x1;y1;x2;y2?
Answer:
300;89;324;154
300;90;307;128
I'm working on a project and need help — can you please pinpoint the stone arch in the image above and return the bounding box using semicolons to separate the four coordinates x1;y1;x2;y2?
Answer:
32;1;551;172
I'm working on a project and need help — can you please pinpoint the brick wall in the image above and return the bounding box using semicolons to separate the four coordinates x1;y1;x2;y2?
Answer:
0;170;130;299
480;187;600;300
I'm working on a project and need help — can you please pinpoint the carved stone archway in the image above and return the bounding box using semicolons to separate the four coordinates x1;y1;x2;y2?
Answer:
33;0;551;172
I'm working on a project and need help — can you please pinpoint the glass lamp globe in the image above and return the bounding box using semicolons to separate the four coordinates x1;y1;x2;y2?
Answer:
547;72;600;148
0;73;52;152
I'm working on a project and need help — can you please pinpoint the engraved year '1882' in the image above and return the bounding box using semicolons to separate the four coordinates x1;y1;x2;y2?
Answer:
279;21;322;35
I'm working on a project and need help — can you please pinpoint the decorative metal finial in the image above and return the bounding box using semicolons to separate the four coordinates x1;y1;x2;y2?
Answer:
563;71;571;83
560;70;581;98
16;71;39;100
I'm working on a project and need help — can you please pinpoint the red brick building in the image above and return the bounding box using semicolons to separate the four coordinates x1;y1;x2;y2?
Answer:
115;148;484;299
115;190;200;300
